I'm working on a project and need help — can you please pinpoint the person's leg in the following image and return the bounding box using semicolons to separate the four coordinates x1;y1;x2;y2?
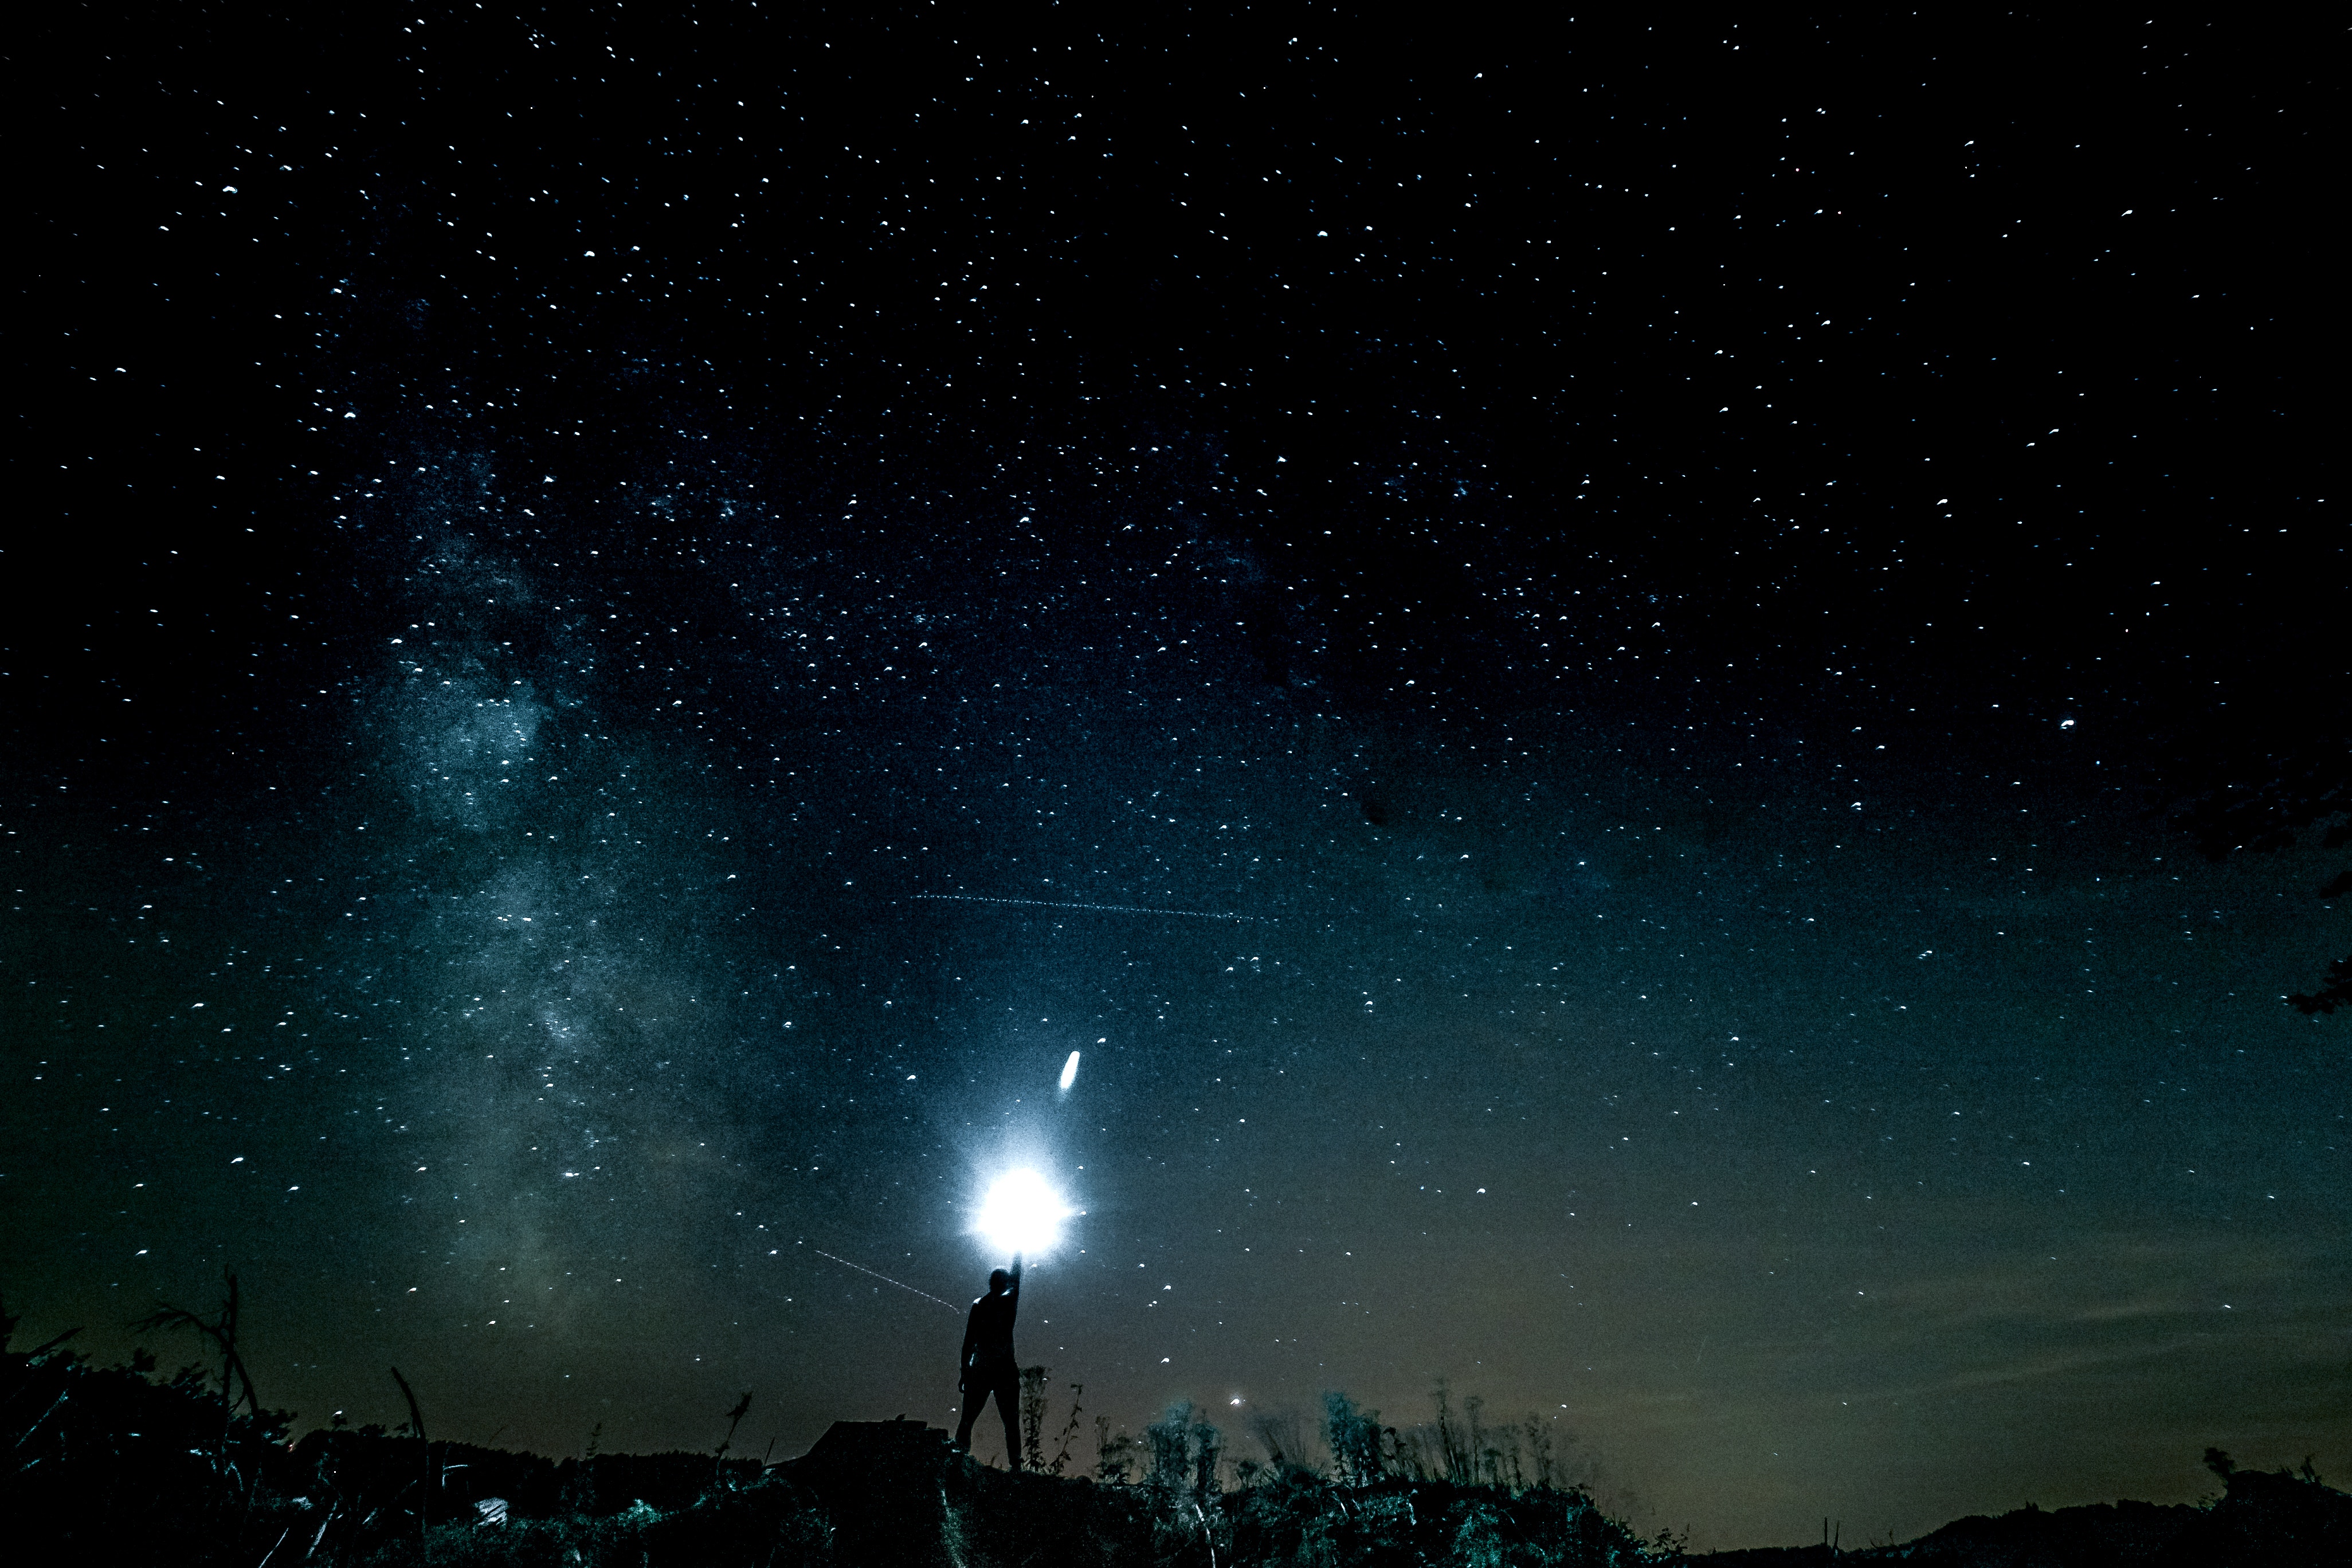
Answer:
993;1370;1022;1471
954;1381;987;1453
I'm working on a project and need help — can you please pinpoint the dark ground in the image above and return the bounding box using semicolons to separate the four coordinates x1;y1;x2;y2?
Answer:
7;1328;2346;1566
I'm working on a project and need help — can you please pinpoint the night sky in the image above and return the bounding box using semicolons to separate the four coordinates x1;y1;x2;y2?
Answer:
10;7;2345;1551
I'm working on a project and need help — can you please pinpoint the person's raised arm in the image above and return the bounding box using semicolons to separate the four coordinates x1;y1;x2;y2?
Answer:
1008;1253;1022;1310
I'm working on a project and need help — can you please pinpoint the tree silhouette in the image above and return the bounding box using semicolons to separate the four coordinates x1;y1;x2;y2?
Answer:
135;1269;259;1421
2169;707;2350;1017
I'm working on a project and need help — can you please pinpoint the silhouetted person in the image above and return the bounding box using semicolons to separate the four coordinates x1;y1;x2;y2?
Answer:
953;1254;1021;1467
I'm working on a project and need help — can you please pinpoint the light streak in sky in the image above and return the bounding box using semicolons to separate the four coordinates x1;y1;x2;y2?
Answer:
912;893;1268;922
1060;1051;1081;1092
806;1246;961;1311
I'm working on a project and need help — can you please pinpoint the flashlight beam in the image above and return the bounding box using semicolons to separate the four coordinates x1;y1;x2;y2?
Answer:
914;893;1268;922
975;1169;1074;1255
806;1246;961;1312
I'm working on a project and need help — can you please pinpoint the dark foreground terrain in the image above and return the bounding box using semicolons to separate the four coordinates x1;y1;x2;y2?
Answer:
6;1324;2343;1565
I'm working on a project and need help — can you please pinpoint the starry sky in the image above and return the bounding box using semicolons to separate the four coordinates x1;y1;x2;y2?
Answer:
9;6;2345;1551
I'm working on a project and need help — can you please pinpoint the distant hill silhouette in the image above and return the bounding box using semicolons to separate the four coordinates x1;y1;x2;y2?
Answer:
1702;1452;2347;1567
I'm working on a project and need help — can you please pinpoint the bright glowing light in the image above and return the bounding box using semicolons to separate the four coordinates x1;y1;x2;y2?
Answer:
1059;1050;1081;1092
975;1167;1073;1255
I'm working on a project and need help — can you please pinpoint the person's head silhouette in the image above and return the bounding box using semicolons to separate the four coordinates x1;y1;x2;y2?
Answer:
987;1268;1012;1294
